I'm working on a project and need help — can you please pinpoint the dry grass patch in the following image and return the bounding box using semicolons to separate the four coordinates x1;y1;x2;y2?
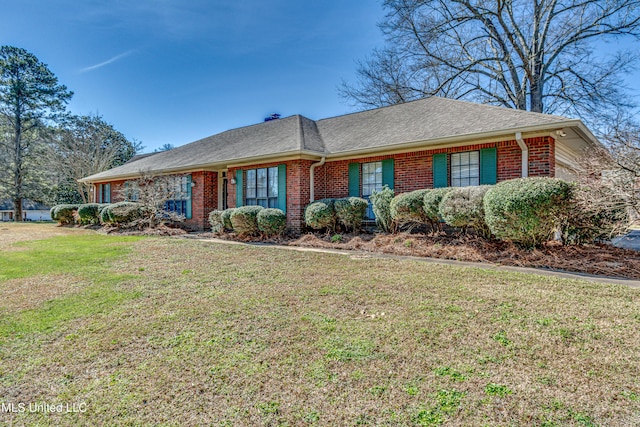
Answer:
0;223;90;251
0;226;639;426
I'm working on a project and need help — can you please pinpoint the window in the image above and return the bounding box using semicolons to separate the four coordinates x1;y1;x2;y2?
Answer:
98;184;110;203
123;182;139;201
362;161;383;218
164;176;191;217
451;151;480;187
246;167;278;208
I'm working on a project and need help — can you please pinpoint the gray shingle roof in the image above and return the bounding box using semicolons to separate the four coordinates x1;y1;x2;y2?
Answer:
82;97;578;182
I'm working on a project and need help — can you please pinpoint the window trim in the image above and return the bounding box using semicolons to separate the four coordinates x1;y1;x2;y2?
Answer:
450;150;480;187
245;166;279;208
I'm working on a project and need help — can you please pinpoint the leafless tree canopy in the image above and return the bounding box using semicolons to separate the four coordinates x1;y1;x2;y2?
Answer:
49;114;138;203
341;0;640;120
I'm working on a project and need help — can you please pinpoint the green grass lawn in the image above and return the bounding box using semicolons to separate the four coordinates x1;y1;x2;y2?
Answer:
0;224;639;426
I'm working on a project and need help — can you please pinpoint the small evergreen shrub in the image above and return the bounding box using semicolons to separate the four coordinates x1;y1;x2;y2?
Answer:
305;198;337;231
208;210;225;233
369;186;395;232
77;203;103;225
423;188;454;223
334;197;368;232
104;202;145;226
99;204;113;224
484;177;573;248
257;208;287;237
439;186;492;238
51;204;79;225
389;189;430;227
230;205;264;236
220;208;236;231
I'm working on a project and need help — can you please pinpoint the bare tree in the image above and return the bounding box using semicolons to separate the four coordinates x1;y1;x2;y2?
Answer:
0;46;72;221
341;0;640;120
49;114;139;203
117;173;188;228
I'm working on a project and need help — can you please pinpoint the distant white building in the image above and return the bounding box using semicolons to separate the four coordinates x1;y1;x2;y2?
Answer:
0;199;51;221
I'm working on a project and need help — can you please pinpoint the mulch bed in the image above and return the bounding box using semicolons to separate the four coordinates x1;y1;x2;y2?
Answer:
198;231;640;280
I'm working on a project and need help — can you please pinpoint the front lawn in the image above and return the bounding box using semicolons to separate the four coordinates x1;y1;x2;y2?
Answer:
0;223;638;426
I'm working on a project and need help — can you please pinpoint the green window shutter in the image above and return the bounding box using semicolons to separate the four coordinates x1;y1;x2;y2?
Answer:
235;170;243;207
185;175;192;219
97;185;102;203
433;154;448;188
479;147;497;185
381;158;394;190
348;163;360;197
277;164;287;212
105;183;111;203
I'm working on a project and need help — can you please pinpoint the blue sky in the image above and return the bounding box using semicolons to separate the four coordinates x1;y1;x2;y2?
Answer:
1;1;638;153
1;1;385;152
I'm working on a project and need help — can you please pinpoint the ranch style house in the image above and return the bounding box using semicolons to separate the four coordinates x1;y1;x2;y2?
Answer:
80;97;599;231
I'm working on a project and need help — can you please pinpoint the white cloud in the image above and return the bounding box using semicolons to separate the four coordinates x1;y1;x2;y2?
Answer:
80;50;135;73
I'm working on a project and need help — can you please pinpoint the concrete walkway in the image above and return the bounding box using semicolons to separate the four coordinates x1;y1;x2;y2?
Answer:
191;237;640;288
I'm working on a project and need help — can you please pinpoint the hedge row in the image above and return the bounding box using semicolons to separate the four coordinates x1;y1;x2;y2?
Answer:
304;197;368;232
346;177;622;248
50;202;146;227
208;206;286;237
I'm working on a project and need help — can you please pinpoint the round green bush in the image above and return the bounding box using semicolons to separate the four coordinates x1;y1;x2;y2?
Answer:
304;199;336;231
389;189;430;226
77;203;103;225
369;186;395;232
484;177;573;247
257;208;287;237
51;204;79;225
208;210;225;233
230;205;264;236
423;188;454;223
104;202;145;226
438;186;492;238
220;208;236;231
99;204;113;224
334;197;368;232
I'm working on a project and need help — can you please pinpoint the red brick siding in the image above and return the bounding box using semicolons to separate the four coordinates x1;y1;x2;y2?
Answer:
184;171;217;231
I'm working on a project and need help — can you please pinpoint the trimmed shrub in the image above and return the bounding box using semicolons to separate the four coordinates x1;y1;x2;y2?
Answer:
77;203;103;225
230;205;264;236
423;188;454;224
305;198;337;231
334;197;368;232
439;186;492;238
220;208;236;231
257;208;287;237
390;189;430;227
103;202;145;226
484;177;573;248
51;204;79;225
208;210;225;233
99;204;113;224
369;186;395;233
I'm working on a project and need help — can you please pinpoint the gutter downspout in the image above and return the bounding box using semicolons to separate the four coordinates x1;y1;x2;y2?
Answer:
515;132;528;177
309;156;326;202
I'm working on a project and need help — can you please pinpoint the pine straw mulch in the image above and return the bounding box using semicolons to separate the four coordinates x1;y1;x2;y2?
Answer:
198;231;640;280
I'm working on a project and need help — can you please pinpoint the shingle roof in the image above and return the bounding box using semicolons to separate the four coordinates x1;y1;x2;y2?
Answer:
82;97;579;182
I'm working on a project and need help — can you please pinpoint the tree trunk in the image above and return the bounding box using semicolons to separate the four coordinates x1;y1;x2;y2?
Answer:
529;72;544;113
13;120;23;222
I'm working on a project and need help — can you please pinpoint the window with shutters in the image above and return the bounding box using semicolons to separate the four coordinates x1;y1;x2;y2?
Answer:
451;151;480;187
362;161;382;219
246;167;278;208
164;175;190;216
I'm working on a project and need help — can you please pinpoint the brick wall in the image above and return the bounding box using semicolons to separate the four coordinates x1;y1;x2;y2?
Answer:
184;171;217;231
313;136;554;198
